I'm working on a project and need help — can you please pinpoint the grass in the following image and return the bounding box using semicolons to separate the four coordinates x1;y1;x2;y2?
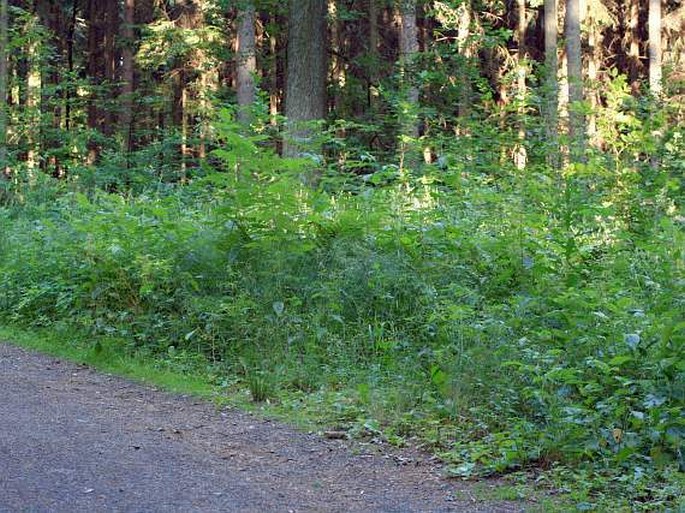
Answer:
0;325;215;398
3;323;682;513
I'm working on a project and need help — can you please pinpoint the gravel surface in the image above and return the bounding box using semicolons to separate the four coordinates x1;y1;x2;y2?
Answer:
0;343;528;512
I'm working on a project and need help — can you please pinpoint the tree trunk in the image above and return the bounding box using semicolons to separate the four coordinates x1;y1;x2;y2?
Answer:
565;0;585;161
456;0;472;120
236;2;256;126
26;24;41;171
648;0;662;95
587;24;601;146
628;0;641;90
369;0;379;90
283;0;327;157
514;0;527;170
0;0;7;175
544;0;558;165
399;0;419;139
87;0;119;162
120;0;135;156
65;3;77;133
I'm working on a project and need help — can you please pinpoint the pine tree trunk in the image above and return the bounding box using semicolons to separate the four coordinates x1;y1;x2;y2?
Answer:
26;29;41;171
628;0;641;90
565;0;585;161
399;0;419;139
283;0;327;157
368;0;379;91
587;25;600;146
544;0;558;165
648;0;662;95
87;0;119;162
456;0;472;120
120;0;135;156
236;3;256;125
0;0;7;176
514;0;527;170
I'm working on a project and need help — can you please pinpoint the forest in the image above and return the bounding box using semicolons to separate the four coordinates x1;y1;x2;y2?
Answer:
0;0;683;510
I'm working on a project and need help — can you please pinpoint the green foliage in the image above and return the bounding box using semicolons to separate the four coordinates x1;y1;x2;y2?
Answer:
1;101;683;510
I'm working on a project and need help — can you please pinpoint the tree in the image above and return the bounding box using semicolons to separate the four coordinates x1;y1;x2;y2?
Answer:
86;0;120;162
565;0;585;161
544;0;558;164
398;0;419;139
236;1;256;126
514;0;527;169
0;0;6;176
627;0;642;89
283;0;327;157
649;0;662;95
120;0;135;156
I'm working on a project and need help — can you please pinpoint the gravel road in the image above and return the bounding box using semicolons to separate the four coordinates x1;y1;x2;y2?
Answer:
0;343;527;513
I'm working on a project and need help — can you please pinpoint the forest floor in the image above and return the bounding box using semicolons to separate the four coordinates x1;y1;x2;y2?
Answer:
0;342;538;513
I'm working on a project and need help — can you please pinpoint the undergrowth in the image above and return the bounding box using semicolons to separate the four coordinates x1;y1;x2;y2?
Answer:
0;117;683;511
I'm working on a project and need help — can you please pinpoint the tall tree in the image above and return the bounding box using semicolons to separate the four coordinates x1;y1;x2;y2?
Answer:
120;0;135;156
565;0;585;160
236;2;256;126
283;0;327;157
0;0;6;175
86;0;120;161
368;0;379;97
398;0;419;139
649;0;662;94
627;0;641;90
544;0;558;164
514;0;527;169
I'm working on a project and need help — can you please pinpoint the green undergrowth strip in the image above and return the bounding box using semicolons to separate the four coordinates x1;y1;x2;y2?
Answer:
0;325;214;397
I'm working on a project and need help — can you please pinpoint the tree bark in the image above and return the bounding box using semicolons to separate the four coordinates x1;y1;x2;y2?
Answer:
399;0;419;139
26;19;41;171
120;0;135;156
628;0;641;90
456;0;472;119
648;0;662;95
87;0;119;162
283;0;327;157
565;0;585;161
0;0;7;175
544;0;558;165
514;0;527;169
236;2;256;126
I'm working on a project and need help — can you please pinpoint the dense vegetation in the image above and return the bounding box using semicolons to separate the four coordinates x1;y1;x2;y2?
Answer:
0;0;683;510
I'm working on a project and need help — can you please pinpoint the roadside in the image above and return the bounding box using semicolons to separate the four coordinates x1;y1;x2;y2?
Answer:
0;341;534;513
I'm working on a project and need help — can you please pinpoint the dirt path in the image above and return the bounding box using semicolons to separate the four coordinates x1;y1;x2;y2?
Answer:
0;343;527;513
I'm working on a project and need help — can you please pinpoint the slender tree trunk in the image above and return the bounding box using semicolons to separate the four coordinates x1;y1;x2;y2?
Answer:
236;2;256;125
587;24;601;146
120;0;135;156
87;0;119;162
26;30;41;171
399;0;419;139
648;0;662;95
628;0;641;90
283;0;327;158
329;0;340;115
0;0;7;176
63;3;77;133
565;0;585;161
369;0;379;92
456;0;471;120
269;29;279;121
514;0;527;169
544;0;558;166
